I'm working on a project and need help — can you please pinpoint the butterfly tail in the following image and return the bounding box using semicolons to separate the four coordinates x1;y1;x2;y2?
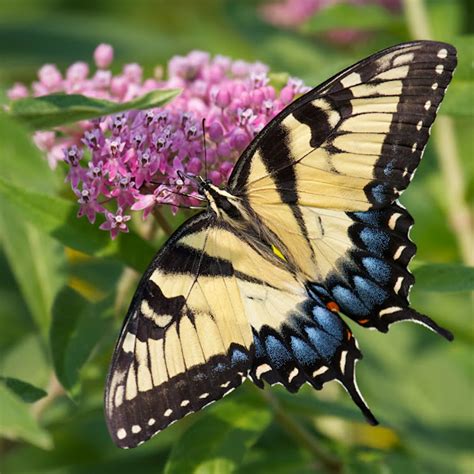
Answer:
385;307;454;341
335;353;379;426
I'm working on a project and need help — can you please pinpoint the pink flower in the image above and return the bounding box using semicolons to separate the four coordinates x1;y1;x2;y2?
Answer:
131;192;157;219
66;62;89;83
94;43;114;69
7;83;28;100
37;64;63;90
33;131;56;151
99;208;131;239
8;45;308;239
75;185;104;224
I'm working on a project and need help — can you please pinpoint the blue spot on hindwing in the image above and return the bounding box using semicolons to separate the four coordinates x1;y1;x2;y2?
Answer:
384;161;394;176
265;335;292;368
312;306;343;340
362;257;391;284
231;348;248;365
354;276;388;308
290;336;318;365
308;284;331;300
360;228;389;254
332;285;369;316
305;326;338;359
353;210;382;226
253;334;265;358
371;184;388;204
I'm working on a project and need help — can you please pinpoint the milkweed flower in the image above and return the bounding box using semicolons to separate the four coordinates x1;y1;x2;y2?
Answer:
8;45;308;239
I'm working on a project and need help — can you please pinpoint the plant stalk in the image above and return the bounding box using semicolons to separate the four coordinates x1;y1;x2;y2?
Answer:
403;0;474;265
261;390;342;474
152;207;174;236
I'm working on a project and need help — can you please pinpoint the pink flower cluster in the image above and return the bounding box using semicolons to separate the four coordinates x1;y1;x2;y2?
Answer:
9;45;308;239
261;0;400;44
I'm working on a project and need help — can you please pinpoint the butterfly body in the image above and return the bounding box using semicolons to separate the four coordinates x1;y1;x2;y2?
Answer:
105;41;456;448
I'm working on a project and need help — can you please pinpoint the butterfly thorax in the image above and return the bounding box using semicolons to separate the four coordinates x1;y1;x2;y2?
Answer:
197;177;301;276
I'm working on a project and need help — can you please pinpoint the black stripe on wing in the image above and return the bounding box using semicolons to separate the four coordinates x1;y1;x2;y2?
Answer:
258;122;313;256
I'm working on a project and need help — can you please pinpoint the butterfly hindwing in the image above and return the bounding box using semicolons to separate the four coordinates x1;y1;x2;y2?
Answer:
250;297;377;425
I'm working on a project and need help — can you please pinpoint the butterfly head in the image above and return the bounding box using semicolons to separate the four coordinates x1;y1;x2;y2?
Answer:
177;169;244;220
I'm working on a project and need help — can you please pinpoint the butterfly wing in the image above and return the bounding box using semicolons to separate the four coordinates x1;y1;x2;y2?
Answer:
228;41;455;337
105;212;255;448
230;41;456;208
106;211;378;448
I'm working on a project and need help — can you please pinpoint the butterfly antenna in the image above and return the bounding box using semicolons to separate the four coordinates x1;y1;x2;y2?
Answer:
156;201;204;210
201;118;208;180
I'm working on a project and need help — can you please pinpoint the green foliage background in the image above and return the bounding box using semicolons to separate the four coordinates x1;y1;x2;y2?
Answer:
0;1;472;473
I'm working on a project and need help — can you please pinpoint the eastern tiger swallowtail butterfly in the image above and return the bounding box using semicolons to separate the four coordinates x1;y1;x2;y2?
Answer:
105;41;456;448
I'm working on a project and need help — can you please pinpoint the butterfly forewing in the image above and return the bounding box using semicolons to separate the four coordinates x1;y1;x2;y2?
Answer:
230;41;456;209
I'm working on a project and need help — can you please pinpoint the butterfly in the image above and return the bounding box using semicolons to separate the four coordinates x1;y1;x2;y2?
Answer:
105;41;456;448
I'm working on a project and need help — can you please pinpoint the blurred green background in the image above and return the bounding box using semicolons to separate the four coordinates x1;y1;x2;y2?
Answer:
0;1;473;473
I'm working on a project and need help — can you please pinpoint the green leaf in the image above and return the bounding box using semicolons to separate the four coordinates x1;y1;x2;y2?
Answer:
302;3;400;33
50;286;113;397
0;377;47;403
0;176;155;272
441;80;474;117
0;384;52;449
428;0;464;41
0;113;58;193
413;263;474;292
1;334;50;390
9;89;181;129
165;399;272;474
0;114;66;334
452;36;474;82
0;202;66;334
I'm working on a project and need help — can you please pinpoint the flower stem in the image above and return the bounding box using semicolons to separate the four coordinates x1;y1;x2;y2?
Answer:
261;389;342;473
403;0;474;265
152;207;173;236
